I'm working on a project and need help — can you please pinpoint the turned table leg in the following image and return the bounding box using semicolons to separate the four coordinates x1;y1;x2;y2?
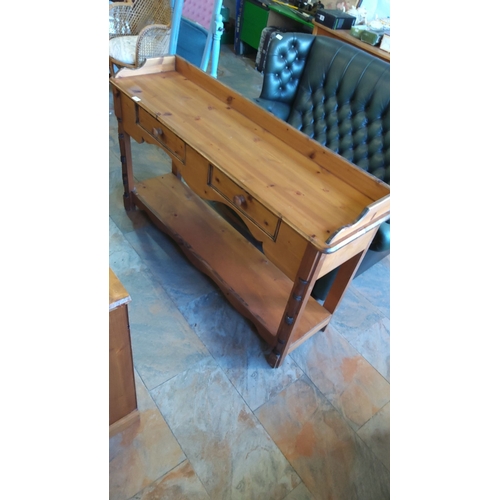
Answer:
267;244;325;368
113;89;136;211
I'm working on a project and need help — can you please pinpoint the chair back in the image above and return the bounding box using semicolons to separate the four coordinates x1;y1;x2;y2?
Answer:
175;0;223;77
182;0;214;30
110;0;172;37
131;0;172;33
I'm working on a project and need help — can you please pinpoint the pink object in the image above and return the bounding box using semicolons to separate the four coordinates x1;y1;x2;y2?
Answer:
182;0;213;30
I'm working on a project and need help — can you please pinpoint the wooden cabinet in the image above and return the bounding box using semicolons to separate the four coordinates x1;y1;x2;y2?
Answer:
109;268;137;430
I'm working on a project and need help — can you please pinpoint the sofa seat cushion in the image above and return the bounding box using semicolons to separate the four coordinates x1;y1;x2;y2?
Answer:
287;37;390;183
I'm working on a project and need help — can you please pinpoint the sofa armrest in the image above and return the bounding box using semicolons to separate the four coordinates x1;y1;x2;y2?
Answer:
258;33;315;120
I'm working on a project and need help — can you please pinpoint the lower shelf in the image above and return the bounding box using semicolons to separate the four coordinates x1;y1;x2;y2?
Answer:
132;174;331;348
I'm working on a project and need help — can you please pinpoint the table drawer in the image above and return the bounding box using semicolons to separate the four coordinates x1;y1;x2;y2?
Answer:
209;165;279;239
138;108;185;161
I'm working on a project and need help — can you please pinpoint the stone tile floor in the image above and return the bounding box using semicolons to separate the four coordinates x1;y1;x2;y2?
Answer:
109;44;390;500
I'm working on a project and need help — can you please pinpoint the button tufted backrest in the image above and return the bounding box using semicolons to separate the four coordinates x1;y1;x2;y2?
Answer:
287;35;390;183
259;34;315;106
259;33;390;184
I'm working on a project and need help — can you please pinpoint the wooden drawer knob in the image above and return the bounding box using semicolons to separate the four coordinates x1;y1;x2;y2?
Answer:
233;194;246;206
152;127;163;137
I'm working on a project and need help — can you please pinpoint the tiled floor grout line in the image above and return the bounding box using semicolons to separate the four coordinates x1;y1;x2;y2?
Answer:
350;280;390;322
143;372;214;500
143;346;305;500
336;328;390;384
127;248;313;500
151;259;318;499
128;370;195;500
118;240;301;500
243;374;313;500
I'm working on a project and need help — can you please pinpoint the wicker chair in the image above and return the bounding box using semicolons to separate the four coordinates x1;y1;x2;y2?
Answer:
109;0;173;76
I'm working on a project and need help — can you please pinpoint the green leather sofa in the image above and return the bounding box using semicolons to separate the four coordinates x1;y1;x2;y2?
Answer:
254;32;390;300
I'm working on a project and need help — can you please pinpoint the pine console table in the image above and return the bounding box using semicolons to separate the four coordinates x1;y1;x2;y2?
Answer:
110;56;390;368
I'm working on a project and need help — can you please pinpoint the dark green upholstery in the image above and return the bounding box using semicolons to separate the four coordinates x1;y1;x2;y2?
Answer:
257;33;390;183
255;33;390;299
257;34;315;120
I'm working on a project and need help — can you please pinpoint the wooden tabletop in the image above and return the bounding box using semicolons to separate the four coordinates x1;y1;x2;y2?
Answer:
312;22;390;63
109;268;131;310
114;70;386;250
